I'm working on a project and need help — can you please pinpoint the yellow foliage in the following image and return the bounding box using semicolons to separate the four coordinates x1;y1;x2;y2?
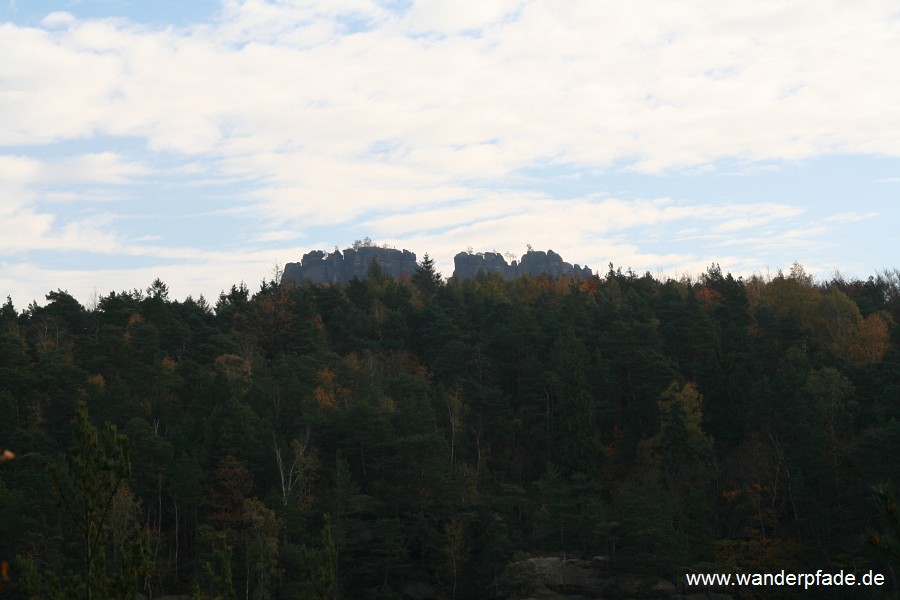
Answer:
214;353;251;381
761;274;818;329
344;352;363;374
760;273;891;365
379;396;397;413
657;381;708;445
815;287;861;358
109;482;142;556
847;313;891;366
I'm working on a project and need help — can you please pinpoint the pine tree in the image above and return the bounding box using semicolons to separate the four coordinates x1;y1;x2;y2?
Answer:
412;253;443;297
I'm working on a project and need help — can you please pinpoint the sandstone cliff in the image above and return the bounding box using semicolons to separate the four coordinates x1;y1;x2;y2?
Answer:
282;246;417;286
282;246;593;286
453;249;593;280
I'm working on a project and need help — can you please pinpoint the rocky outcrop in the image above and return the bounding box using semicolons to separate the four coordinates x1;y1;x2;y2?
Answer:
495;556;734;600
282;246;594;286
282;246;417;286
453;249;593;280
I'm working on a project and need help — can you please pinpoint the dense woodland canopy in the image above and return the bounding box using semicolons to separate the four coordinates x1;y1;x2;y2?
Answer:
1;259;900;599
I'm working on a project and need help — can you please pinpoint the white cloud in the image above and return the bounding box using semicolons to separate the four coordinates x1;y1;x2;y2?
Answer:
251;229;303;242
0;207;119;255
48;152;151;184
40;11;76;29
1;0;897;303
0;152;149;187
4;1;899;169
824;212;878;223
403;0;523;34
0;155;43;186
0;152;149;258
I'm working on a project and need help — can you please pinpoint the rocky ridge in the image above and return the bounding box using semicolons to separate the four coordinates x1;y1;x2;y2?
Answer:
282;246;418;286
452;249;593;280
281;246;594;286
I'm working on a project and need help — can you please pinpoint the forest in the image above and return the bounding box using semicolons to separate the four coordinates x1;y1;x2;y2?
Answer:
1;258;899;599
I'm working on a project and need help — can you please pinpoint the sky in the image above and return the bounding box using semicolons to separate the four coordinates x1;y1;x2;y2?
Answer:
1;0;899;307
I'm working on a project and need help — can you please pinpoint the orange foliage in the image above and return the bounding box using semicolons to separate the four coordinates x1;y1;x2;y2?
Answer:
722;487;742;502
578;278;599;294
695;286;722;311
208;455;253;532
312;367;344;410
402;352;430;380
0;560;8;591
87;373;106;390
123;313;143;341
313;387;337;410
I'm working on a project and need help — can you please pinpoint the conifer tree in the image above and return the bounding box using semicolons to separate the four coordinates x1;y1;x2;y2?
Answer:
23;403;150;600
412;253;443;297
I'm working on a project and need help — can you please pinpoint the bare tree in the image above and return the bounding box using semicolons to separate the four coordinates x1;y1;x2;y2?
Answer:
273;429;318;507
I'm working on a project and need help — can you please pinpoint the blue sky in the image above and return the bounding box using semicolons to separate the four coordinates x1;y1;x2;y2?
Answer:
2;0;899;306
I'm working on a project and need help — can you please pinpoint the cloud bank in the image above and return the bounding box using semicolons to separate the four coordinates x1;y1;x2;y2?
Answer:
1;0;898;303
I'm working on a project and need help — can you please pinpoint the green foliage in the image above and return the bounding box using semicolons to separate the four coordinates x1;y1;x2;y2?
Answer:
286;515;337;600
241;498;281;599
193;525;236;600
22;403;151;600
412;253;443;298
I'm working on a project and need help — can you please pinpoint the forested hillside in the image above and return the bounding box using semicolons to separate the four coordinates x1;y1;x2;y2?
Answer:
1;260;899;599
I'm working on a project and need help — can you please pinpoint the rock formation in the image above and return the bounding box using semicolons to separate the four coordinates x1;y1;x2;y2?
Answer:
495;556;734;600
282;245;593;286
282;246;417;286
452;249;593;280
